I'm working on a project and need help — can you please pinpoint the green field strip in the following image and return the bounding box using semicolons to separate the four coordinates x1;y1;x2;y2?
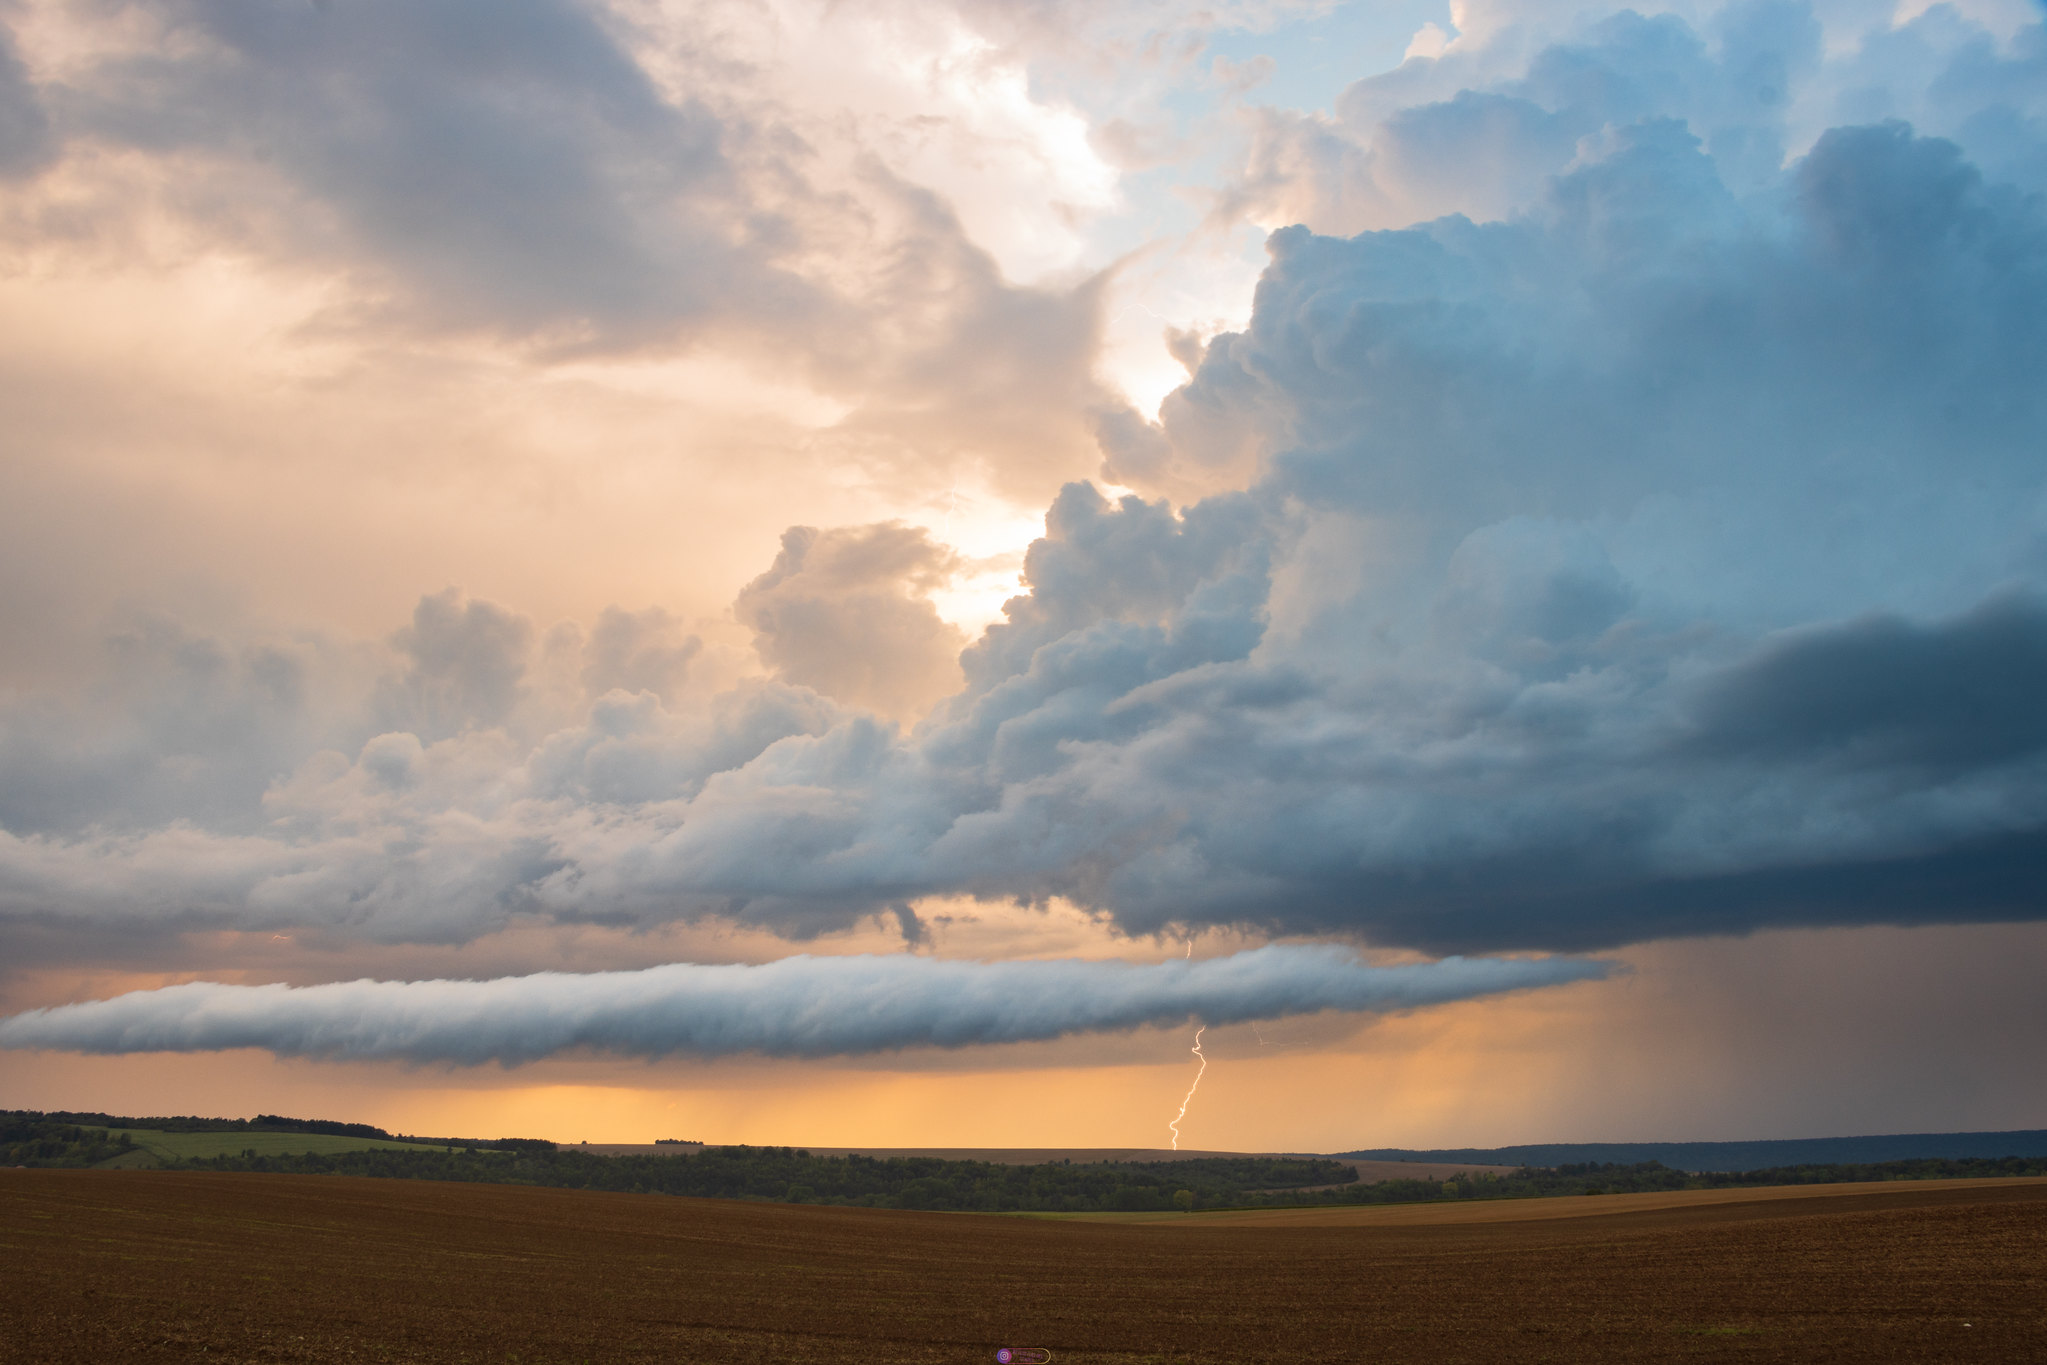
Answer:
113;1130;451;1161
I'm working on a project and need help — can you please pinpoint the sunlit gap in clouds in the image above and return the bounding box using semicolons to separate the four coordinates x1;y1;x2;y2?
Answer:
1;0;2045;1149
909;478;1045;639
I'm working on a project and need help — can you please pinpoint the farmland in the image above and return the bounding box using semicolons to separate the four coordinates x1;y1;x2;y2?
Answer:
100;1127;448;1163
2;1169;2042;1364
0;1112;460;1168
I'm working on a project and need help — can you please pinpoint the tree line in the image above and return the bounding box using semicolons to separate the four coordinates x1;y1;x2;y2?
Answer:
9;1110;2043;1213
1;1116;138;1167
12;1108;396;1138
165;1146;1358;1212
3;1108;550;1150
1229;1156;2047;1208
134;1149;2047;1211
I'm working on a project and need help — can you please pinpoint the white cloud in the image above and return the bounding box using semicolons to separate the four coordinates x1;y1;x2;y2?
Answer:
1405;21;1455;62
0;943;1607;1063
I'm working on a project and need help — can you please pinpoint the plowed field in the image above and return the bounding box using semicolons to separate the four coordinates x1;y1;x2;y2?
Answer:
2;1170;2042;1364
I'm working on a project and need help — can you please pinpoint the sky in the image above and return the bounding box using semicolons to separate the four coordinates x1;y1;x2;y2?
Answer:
1;0;2045;1151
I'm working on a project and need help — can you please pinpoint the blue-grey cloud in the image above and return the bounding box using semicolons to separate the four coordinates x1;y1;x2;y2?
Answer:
0;945;1606;1064
376;589;537;742
1685;591;2047;771
1;2;2044;959
1229;1;2047;244
65;0;751;338
0;18;53;178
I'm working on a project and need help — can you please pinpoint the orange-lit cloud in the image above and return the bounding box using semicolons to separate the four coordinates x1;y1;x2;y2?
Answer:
4;0;2047;1150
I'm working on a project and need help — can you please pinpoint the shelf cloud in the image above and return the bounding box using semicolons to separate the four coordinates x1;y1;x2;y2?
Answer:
0;945;1606;1065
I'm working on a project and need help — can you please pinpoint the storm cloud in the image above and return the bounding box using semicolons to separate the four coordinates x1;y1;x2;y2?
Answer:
1;2;2044;960
60;0;750;338
0;945;1605;1064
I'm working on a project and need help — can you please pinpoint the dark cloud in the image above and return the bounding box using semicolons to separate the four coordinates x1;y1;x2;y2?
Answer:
1151;828;2047;958
0;944;1607;1064
1686;592;2047;771
0;20;53;178
66;0;761;339
1;6;2044;959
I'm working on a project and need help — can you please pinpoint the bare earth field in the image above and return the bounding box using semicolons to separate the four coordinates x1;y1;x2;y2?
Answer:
1057;1176;2047;1225
2;1171;2042;1365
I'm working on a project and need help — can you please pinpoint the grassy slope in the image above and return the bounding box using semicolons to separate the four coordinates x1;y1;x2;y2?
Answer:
106;1129;448;1164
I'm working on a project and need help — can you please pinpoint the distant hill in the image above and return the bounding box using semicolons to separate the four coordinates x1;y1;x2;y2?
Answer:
4;1109;540;1153
1339;1130;2047;1173
25;1110;399;1139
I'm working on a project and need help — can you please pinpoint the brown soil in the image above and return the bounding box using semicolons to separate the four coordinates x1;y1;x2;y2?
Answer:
2;1170;2042;1364
1063;1176;2047;1225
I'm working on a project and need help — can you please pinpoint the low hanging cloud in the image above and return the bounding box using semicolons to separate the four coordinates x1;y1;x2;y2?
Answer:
0;945;1606;1065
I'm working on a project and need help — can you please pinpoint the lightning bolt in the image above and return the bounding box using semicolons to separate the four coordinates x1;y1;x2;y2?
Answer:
1167;1025;1206;1151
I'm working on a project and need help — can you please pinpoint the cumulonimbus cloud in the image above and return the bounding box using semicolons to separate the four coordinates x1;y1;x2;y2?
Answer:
1;3;2044;961
0;945;1606;1065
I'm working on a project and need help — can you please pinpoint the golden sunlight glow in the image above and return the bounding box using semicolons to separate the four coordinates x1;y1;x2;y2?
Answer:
7;926;2041;1151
